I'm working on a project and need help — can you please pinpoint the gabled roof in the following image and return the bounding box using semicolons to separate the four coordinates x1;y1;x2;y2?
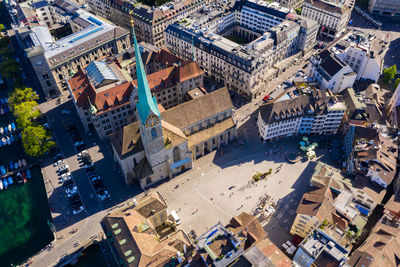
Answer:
161;87;233;130
110;121;143;159
296;186;335;222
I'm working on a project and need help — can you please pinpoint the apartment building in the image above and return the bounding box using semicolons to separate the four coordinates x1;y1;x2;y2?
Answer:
348;221;400;267
68;60;136;140
301;0;354;39
368;0;400;17
88;0;210;48
293;227;351;267
309;50;356;93
343;125;398;189
132;61;204;109
165;0;318;99
101;192;193;267
334;32;388;82
8;0;130;96
388;82;400;122
257;88;346;142
290;186;335;238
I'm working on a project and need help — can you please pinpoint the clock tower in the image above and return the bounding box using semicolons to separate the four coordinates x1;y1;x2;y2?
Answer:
132;23;164;165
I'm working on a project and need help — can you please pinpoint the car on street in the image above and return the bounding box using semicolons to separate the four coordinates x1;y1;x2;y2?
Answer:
74;141;84;147
57;165;69;173
84;162;94;169
72;206;84;215
97;190;111;201
53;160;64;167
61;109;71;114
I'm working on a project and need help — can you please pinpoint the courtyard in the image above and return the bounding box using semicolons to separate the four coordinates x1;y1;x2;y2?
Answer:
157;130;339;246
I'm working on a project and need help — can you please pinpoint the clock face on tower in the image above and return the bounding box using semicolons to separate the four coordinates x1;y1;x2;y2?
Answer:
145;115;159;127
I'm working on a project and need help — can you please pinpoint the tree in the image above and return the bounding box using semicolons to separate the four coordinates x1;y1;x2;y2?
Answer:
383;65;397;84
395;78;400;89
21;125;55;157
0;24;5;31
8;87;39;108
0;58;18;79
13;101;40;128
295;8;302;15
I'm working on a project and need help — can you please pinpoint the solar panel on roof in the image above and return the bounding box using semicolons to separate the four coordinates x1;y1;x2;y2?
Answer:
87;16;102;26
69;26;104;43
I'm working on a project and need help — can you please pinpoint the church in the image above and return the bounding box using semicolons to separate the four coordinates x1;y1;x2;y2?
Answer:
111;28;237;189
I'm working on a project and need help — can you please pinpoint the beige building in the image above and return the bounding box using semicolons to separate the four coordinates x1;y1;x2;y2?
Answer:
290;186;335;238
13;0;130;96
110;29;236;189
102;191;192;267
132;61;204;110
88;0;210;48
301;0;354;39
68;61;136;140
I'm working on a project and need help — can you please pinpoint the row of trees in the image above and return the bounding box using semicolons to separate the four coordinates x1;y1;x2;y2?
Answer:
8;87;55;157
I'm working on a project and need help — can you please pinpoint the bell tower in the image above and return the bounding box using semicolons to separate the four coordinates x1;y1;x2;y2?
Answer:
131;13;164;164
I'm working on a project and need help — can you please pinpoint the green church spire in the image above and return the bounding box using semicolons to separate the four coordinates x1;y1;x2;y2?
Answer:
130;14;160;125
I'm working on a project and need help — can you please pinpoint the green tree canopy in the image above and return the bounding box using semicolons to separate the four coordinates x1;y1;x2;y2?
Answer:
21;125;55;157
0;24;5;31
8;87;39;108
0;58;18;79
395;78;400;89
383;65;397;84
13;101;41;128
295;8;302;15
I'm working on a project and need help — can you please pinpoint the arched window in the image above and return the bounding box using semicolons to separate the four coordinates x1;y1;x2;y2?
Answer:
151;128;157;139
173;147;180;163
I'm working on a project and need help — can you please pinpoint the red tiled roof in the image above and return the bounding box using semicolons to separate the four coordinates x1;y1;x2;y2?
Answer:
174;61;204;83
68;70;133;112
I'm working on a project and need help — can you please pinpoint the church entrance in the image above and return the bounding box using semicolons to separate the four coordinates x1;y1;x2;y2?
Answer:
181;165;185;172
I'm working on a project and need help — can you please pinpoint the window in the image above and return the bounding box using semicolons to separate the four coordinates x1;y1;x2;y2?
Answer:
173;147;180;163
151;128;157;139
46;80;52;87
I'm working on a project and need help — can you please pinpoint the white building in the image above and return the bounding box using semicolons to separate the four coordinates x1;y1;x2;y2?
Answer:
309;50;356;93
334;32;388;82
388;82;400;123
301;0;354;39
8;0;130;96
258;88;346;141
165;0;318;99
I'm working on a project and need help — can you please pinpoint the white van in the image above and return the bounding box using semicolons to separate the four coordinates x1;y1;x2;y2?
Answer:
171;210;181;225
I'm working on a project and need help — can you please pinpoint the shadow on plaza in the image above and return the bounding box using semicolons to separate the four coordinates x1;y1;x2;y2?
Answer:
264;160;318;246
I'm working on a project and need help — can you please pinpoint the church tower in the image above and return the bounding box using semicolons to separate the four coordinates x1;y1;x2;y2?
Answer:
131;20;164;166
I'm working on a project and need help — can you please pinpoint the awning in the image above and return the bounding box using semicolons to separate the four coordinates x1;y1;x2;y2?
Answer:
170;158;191;170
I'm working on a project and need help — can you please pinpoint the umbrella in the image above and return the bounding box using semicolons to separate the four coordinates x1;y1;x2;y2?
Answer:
306;151;315;157
311;142;318;147
302;137;309;141
300;146;307;151
299;141;306;146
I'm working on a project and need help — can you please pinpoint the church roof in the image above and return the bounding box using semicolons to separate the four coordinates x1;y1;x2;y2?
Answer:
110;121;143;159
133;26;161;125
161;87;232;129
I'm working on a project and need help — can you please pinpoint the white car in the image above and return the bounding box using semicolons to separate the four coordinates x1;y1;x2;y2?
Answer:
97;191;111;201
72;206;84;215
57;165;69;173
65;186;77;194
84;162;94;169
61;175;72;183
77;150;88;157
61;109;70;114
53;159;64;167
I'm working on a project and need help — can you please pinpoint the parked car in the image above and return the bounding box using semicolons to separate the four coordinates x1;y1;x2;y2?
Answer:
61;175;72;183
67;189;78;198
57;165;69;173
97;190;111;201
61;109;71;114
65;186;77;194
53;159;64;167
84;162;94;169
77;150;89;157
53;153;63;161
72;206;84;215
